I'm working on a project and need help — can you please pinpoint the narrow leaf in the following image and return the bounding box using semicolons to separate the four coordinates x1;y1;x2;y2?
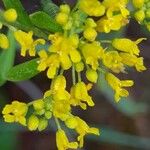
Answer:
30;11;62;33
7;58;40;82
41;0;59;18
0;30;16;86
88;126;150;149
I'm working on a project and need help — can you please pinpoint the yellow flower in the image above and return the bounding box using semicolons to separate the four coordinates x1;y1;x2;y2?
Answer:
4;9;17;22
2;101;28;126
14;30;45;56
120;52;146;72
103;0;129;18
74;116;100;148
0;33;9;49
79;0;105;17
48;75;71;121
48;33;81;69
103;51;125;73
112;38;146;56
56;129;78;150
81;41;104;70
70;82;94;109
96;15;128;33
37;50;60;79
106;73;134;102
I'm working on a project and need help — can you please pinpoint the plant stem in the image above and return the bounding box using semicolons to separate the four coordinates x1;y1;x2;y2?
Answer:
72;64;76;85
54;117;61;130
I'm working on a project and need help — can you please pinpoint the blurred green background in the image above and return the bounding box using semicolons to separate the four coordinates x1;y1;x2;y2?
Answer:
0;0;150;150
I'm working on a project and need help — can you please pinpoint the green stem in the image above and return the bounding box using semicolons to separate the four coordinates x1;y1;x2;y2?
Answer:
54;117;61;130
98;67;106;74
60;68;64;75
78;72;81;82
100;40;112;44
72;64;76;85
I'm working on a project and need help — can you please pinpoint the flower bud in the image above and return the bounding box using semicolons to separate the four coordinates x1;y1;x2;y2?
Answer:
70;50;81;63
38;118;48;131
60;4;70;14
27;115;39;131
75;62;84;72
56;12;68;25
0;33;9;49
4;9;17;22
33;99;44;110
45;111;52;119
83;28;97;41
146;9;150;18
86;69;98;83
134;10;145;22
132;0;144;8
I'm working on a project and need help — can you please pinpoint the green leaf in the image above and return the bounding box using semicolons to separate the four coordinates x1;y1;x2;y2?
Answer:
6;58;40;82
30;11;62;33
0;30;16;86
41;0;59;18
2;0;32;27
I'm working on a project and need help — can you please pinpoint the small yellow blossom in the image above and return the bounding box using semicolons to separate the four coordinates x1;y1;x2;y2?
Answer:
106;73;134;102
74;116;99;148
70;82;94;109
4;9;17;22
112;38;146;56
37;50;60;79
103;51;125;73
81;41;104;70
56;129;78;150
103;0;129;18
14;30;45;56
120;52;146;72
79;0;105;17
2;101;28;126
96;15;128;33
0;33;9;49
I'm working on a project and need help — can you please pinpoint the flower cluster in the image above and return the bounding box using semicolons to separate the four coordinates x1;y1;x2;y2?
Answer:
1;1;147;150
132;0;150;30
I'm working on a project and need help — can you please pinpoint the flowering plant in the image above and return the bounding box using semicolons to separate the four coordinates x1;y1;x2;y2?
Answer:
0;0;149;149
